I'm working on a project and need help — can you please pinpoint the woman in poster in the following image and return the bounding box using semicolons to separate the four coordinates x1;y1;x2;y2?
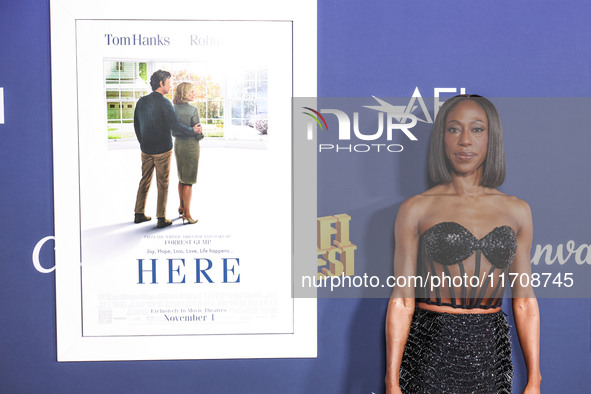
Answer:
173;82;203;225
385;95;541;393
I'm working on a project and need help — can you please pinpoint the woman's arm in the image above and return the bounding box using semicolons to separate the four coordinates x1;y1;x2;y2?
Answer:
513;297;541;392
510;199;541;393
385;297;414;394
190;106;203;138
385;197;421;394
192;106;200;126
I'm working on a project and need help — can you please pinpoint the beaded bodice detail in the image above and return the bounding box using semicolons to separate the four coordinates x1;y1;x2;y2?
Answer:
422;222;517;268
416;222;517;309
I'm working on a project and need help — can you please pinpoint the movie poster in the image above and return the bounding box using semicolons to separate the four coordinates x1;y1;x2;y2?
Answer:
51;0;317;361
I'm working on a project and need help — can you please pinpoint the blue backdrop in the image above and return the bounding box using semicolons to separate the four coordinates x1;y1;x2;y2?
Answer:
1;0;590;392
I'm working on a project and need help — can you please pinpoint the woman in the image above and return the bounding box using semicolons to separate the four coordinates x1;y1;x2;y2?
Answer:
385;95;541;393
172;82;204;225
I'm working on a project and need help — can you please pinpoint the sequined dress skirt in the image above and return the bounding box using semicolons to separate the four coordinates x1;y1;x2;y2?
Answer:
399;308;513;394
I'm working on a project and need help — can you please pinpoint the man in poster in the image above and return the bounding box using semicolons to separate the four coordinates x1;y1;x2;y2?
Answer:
133;70;201;228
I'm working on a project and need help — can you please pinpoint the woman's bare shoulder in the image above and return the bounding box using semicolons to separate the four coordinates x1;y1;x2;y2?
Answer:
494;192;533;230
397;187;443;225
496;192;531;214
399;192;431;213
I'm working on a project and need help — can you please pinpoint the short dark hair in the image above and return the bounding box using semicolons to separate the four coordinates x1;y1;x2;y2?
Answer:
150;70;171;91
428;95;505;187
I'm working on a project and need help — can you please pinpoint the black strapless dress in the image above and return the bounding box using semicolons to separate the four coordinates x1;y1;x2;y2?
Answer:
399;222;516;393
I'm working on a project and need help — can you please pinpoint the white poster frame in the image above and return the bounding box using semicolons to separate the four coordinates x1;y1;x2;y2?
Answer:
50;0;317;361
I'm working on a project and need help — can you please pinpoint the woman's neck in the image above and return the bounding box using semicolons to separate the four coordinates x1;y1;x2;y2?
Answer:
448;173;486;197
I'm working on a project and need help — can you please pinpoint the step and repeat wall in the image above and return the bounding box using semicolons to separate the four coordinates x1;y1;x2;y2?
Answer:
1;0;590;392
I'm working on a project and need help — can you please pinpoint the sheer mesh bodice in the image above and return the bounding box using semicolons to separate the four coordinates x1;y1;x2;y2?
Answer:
416;222;517;309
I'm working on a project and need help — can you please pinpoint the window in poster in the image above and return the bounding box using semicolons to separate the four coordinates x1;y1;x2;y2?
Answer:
50;0;317;361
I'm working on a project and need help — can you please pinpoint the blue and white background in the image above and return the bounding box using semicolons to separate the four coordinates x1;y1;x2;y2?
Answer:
1;0;590;392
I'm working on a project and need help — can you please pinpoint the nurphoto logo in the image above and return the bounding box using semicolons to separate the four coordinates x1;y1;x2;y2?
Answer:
300;87;466;153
